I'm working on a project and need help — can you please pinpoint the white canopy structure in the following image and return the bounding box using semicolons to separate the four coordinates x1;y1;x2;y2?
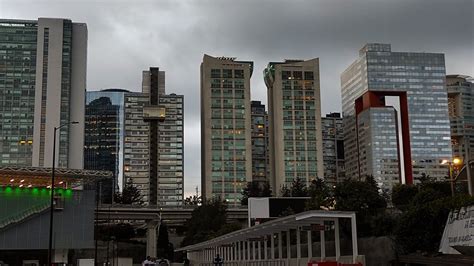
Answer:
177;210;365;266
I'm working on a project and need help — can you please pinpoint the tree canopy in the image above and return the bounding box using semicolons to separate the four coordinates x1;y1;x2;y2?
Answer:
279;176;308;197
241;181;272;205
114;179;144;205
181;198;234;247
333;175;387;215
305;178;332;210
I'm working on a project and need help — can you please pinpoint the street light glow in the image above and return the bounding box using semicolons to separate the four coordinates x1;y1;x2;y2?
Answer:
453;158;462;165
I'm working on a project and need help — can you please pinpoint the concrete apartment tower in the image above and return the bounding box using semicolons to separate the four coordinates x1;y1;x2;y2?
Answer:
322;112;345;186
447;75;474;161
341;43;452;191
251;101;269;184
264;59;324;194
0;18;87;169
200;55;253;205
123;68;184;206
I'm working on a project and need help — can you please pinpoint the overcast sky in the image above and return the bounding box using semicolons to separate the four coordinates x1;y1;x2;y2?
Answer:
1;0;473;196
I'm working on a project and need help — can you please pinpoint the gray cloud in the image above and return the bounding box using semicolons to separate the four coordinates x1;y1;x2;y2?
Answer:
1;0;473;195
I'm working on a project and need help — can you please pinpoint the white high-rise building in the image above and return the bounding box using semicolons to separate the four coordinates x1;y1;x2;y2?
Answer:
0;18;87;169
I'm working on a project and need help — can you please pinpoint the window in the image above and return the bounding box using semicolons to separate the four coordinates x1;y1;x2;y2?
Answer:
211;69;220;78
234;69;244;79
304;71;314;80
223;69;232;78
293;71;302;80
282;71;291;80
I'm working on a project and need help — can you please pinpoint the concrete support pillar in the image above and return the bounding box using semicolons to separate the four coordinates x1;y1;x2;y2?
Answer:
252;241;256;260
237;241;241;260
247;241;251;261
351;215;359;263
320;224;326;261
258;240;261;260
231;245;234;261
286;230;291;259
307;230;313;260
271;233;275;259
146;220;159;258
278;232;283;259
297;227;301;259
335;219;341;261
264;238;268;260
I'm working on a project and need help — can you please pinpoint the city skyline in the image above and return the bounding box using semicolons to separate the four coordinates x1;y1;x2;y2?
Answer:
1;0;473;196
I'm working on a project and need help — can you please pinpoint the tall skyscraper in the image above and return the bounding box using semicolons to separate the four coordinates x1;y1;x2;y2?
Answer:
251;101;269;183
155;93;184;206
322;112;345;185
447;75;474;160
124;91;150;202
264;59;324;194
0;18;87;169
84;89;128;203
201;55;253;205
341;43;452;191
123;68;184;206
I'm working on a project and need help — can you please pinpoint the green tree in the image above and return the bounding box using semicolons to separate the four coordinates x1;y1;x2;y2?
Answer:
184;195;202;206
306;178;332;210
391;184;418;211
290;176;308;197
241;181;272;205
114;179;144;205
394;194;474;254
280;184;291;197
334;176;386;215
334;176;387;236
181;198;228;246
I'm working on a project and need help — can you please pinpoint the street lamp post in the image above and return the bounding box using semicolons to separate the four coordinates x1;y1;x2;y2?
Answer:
442;157;462;197
47;121;78;266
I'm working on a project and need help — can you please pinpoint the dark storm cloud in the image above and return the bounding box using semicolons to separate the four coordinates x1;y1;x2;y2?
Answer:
1;0;472;195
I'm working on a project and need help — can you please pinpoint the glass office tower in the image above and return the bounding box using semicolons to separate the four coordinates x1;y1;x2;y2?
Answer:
201;55;253;205
85;89;127;202
341;43;452;191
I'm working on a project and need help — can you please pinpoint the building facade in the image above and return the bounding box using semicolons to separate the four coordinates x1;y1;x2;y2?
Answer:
0;18;87;169
84;89;127;202
123;68;184;206
264;59;324;194
447;75;474;161
341;43;452;191
201;55;253;205
321;112;345;185
251;101;269;183
155;93;184;206
124;92;150;202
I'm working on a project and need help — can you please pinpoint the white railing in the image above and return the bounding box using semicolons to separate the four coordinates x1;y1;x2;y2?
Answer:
198;260;287;266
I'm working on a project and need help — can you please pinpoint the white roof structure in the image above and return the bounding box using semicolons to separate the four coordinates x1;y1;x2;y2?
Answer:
177;210;363;265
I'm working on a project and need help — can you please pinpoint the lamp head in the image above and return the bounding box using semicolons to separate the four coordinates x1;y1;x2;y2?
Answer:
453;158;462;165
71;121;79;124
